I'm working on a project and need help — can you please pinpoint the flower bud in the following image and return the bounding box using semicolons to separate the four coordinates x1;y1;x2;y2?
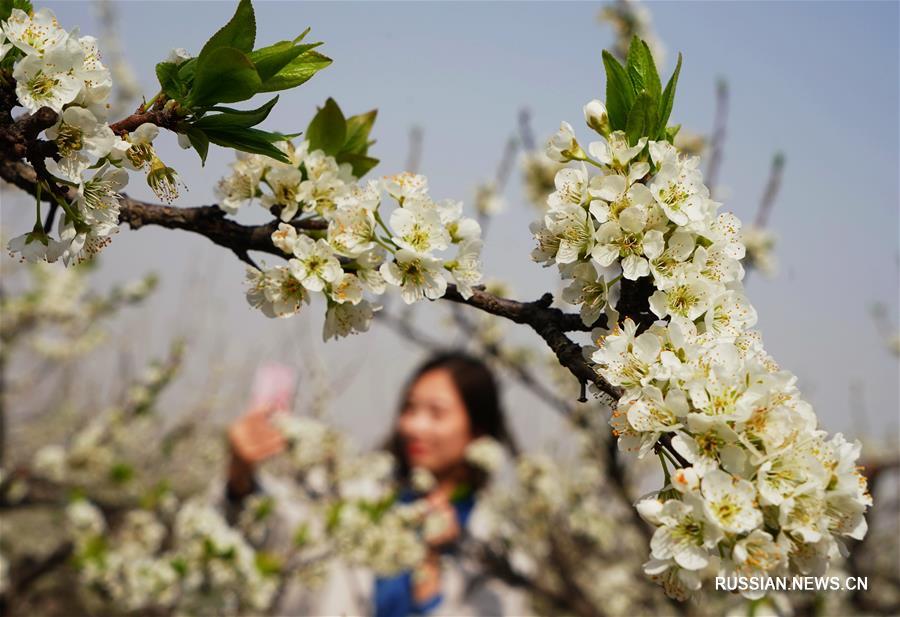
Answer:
545;121;585;163
147;157;184;203
583;99;610;136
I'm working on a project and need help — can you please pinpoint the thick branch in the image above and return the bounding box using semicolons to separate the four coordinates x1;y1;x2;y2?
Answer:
108;105;183;136
3;156;621;400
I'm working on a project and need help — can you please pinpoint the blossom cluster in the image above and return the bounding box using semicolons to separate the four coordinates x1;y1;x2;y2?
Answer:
66;496;278;615
533;101;872;600
2;8;182;265
273;415;429;575
469;444;656;616
224;146;484;339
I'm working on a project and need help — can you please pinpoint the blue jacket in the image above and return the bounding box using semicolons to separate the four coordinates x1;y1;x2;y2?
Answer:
374;488;476;617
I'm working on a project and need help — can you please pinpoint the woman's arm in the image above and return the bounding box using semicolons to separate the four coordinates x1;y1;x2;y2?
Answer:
226;409;286;501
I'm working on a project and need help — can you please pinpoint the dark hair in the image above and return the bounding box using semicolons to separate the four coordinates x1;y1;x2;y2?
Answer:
384;350;518;492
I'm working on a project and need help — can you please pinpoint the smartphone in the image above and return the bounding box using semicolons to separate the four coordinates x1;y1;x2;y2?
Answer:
247;362;297;414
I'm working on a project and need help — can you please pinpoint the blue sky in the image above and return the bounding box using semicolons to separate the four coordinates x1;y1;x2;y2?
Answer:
13;1;899;449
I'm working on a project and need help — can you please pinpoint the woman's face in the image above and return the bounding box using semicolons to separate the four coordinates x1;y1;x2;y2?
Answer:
397;368;474;476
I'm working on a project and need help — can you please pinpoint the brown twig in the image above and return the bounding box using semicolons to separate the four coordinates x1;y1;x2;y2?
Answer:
754;152;785;229
405;125;424;174
705;79;728;199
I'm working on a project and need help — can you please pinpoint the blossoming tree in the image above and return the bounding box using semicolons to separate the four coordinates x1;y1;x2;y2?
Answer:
0;0;881;612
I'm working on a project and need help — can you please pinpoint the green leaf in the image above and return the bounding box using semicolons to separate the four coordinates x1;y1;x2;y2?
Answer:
198;0;256;58
250;40;321;84
184;127;210;165
0;0;32;21
254;552;283;577
257;50;332;93
177;57;197;83
194;96;279;130
293;523;310;548
336;152;379;178
109;462;134;484
625;36;661;105
625;90;657;146
665;124;681;142
342;109;377;155
602;50;635;131
156;62;188;101
190;46;261;107
657;52;683;140
204;127;292;163
306;98;346;155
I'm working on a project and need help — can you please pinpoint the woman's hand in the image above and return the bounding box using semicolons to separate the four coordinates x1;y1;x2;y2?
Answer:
422;492;461;548
226;406;286;498
411;492;462;604
412;551;443;606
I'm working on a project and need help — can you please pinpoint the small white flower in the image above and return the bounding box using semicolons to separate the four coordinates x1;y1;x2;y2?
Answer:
591;318;661;391
591;207;656;280
0;34;10;62
7;228;51;263
700;469;762;534
2;8;67;57
648;274;713;320
116;122;159;171
464;436;504;474
546;121;583;162
545;202;594;265
271;222;299;255
588;131;647;169
382;172;428;202
649;157;708;226
13;46;83;113
327;202;377;258
587;171;654;225
547;164;590;210
637;497;722;570
165;47;192;65
298;149;354;218
778;486;829;543
446;239;483;299
323;299;377;340
328;271;364;305
624;385;689;457
245;265;309;318
643;558;703;601
704;290;757;339
410;467;436;493
560;261;609;326
583;99;609;135
261;166;303;221
473;182;505;216
288;236;342;292
216;156;263;214
45;106;114;160
727;529;787;599
389;197;450;255
380;249;447;304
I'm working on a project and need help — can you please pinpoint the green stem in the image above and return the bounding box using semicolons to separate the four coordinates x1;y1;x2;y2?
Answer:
373;209;393;239
373;236;397;254
140;90;163;113
579;154;606;169
34;182;42;225
660;445;681;470
47;187;79;225
658;450;671;485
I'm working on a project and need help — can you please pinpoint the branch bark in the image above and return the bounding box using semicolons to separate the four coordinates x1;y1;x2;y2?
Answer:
2;158;622;402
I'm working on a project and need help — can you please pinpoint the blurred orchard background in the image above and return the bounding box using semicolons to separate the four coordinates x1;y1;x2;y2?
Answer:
0;1;898;616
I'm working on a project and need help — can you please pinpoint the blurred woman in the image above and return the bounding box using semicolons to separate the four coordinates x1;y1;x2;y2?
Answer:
223;351;525;616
